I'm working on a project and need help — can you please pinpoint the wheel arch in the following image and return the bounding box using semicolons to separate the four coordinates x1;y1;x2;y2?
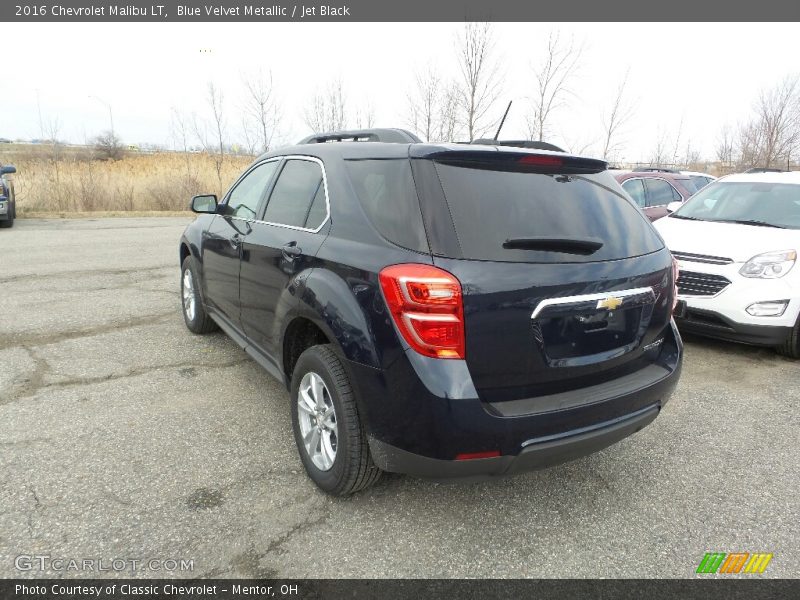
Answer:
278;268;382;385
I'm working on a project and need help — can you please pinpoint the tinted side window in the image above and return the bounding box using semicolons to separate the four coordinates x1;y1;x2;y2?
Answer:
433;165;662;263
622;179;646;207
645;178;679;206
227;161;279;219
345;159;429;252
263;159;326;229
305;184;327;230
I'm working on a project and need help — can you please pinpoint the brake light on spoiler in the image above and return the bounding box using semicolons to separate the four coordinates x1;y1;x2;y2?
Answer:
424;150;607;175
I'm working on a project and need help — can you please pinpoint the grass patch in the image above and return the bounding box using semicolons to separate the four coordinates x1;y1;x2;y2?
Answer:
3;146;252;213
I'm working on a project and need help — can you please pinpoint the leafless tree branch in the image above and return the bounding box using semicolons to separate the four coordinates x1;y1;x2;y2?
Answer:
600;68;635;161
527;31;583;142
455;22;504;141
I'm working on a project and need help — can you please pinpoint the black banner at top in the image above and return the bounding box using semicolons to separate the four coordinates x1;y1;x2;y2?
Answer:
2;0;800;21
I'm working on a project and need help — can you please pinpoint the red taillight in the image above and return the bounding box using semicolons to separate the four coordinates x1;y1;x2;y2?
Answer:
379;264;465;359
455;450;501;460
518;154;563;167
671;256;680;313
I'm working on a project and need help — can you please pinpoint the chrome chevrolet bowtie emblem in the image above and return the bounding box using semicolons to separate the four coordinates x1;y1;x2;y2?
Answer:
597;296;623;311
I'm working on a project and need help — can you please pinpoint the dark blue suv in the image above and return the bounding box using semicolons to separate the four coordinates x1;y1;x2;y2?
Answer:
179;129;683;496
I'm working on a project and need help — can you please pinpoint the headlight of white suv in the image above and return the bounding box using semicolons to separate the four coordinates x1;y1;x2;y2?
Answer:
739;250;797;279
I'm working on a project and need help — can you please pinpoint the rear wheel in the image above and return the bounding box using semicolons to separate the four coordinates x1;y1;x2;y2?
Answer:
775;312;800;359
290;345;382;496
0;217;12;228
181;256;218;334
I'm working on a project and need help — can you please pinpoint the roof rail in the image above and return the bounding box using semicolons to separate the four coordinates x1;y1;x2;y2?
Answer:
470;139;566;153
634;166;680;174
744;167;788;174
298;128;422;145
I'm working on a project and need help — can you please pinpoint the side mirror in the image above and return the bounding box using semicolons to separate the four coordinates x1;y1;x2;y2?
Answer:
0;165;17;175
190;194;218;214
666;201;682;214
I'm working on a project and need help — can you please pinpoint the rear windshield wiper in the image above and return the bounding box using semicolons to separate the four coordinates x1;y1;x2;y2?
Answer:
714;219;787;229
502;236;604;255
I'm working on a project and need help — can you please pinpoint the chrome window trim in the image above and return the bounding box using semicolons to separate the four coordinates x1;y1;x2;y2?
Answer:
530;286;655;320
221;155;331;234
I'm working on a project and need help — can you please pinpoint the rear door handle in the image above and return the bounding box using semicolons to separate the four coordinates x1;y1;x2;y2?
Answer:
281;242;303;259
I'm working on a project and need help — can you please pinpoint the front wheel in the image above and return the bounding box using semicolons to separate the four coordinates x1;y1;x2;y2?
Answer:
0;217;13;228
181;256;218;334
775;312;800;359
290;345;382;496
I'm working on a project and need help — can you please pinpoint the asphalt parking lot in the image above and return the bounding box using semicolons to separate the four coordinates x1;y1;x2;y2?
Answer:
0;217;798;579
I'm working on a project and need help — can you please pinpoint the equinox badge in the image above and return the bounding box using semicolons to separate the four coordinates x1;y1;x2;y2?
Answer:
596;296;623;311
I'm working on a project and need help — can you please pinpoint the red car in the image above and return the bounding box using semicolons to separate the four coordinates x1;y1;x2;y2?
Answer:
613;170;696;221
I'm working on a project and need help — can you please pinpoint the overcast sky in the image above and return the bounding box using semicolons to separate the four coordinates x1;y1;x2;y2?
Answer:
3;22;800;161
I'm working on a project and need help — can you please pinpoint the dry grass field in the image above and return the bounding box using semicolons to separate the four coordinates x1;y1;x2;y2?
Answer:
0;144;253;215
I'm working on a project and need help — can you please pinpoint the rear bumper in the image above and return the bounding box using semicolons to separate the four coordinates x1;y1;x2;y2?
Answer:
676;307;793;347
349;320;682;479
370;404;659;481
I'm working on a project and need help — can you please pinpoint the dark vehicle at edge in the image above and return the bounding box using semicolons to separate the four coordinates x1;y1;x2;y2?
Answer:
178;129;683;496
0;164;17;228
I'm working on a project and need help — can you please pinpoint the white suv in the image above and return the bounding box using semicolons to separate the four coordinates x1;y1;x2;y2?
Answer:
654;171;800;357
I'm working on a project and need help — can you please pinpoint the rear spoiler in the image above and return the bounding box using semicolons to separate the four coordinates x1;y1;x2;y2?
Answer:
419;150;607;175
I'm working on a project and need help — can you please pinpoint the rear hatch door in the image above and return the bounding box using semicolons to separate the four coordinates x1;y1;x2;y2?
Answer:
412;150;675;402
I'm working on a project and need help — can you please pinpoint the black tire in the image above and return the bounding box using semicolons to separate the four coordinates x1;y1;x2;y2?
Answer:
0;218;12;228
290;344;382;496
775;313;800;359
180;256;218;334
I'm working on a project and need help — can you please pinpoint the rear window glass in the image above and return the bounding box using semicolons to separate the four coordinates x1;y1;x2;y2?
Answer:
433;164;663;263
346;159;429;253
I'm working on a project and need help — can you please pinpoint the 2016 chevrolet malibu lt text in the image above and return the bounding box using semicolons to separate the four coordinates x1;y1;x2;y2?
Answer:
178;128;683;496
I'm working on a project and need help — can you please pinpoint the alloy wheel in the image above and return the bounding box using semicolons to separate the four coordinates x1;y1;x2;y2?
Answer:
297;371;338;471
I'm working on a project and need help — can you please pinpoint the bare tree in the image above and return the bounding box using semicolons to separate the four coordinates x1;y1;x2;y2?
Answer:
407;65;442;141
45;117;67;210
192;82;227;194
752;74;800;168
682;140;701;169
455;22;504;141
737;120;764;169
670;115;684;166
242;69;280;154
355;100;375;129
715;124;736;166
528;31;583;142
561;134;596;157
239;116;259;156
600;68;635;161
438;84;461;142
304;79;348;134
170;107;197;187
407;66;461;142
93;130;126;161
648;128;670;166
